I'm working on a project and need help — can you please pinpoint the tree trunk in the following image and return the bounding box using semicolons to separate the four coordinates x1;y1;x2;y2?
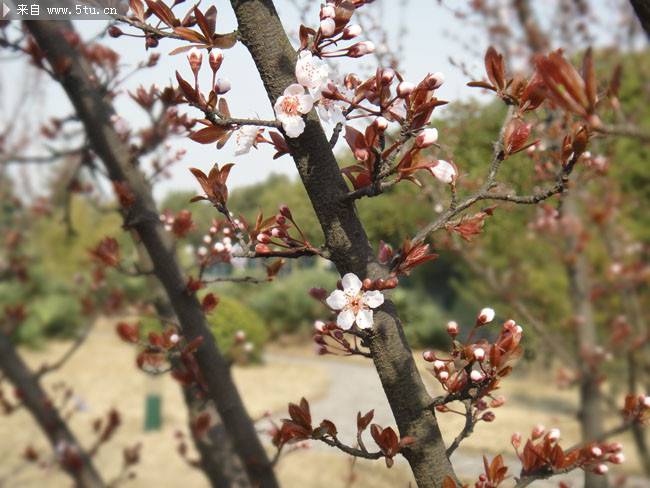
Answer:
24;20;278;488
563;195;608;488
0;333;105;488
228;1;456;486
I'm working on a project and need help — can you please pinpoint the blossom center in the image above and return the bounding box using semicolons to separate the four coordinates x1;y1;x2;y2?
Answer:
280;96;300;115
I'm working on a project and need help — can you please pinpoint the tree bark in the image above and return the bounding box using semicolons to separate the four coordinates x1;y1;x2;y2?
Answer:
563;195;609;488
0;332;105;488
24;20;278;488
228;1;456;486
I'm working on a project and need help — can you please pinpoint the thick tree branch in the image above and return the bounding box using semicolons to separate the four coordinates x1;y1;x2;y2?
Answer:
228;1;457;485
24;20;278;488
0;332;105;488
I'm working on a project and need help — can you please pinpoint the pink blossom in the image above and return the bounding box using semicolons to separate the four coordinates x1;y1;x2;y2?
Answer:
295;51;329;93
234;125;259;155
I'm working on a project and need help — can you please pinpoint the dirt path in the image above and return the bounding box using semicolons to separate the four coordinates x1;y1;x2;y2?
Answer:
263;352;649;487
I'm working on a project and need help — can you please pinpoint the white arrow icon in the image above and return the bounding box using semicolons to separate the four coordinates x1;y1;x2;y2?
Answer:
1;3;9;17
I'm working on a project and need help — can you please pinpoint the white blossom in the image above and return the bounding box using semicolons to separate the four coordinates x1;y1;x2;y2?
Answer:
430;160;456;184
325;273;384;330
274;84;314;138
295;51;329;94
234;125;259;155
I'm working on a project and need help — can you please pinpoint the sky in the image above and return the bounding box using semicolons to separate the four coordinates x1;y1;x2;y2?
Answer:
0;0;636;201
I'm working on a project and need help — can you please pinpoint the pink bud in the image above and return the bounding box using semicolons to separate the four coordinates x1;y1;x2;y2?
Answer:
234;330;246;342
481;411;495;422
397;81;415;97
438;370;449;381
532;425;545;439
209;49;223;72
320;4;336;18
348;41;375;58
320;17;336;37
594;464;609;475
279;204;292;219
314;320;326;332
478;307;496;324
422;350;435;362
610;442;623;453
643;396;650;409
431;72;445;89
511;432;522;448
415;128;439;148
547;428;560;442
433;360;445;371
473;348;486;361
430;160;457;184
342;24;362;39
591;446;603;457
187;47;203;75
609;453;625;464
256;233;270;244
215;78;231;94
374;116;389;130
380;68;395;84
446;321;459;337
470;370;484;383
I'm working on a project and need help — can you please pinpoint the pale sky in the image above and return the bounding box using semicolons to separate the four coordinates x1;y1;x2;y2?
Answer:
0;0;636;200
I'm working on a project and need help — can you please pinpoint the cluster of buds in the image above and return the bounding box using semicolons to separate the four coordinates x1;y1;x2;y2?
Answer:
622;394;650;424
253;205;320;257
298;2;374;59
312;320;369;357
512;427;624;477
196;219;244;265
89;237;120;268
425;309;522;420
115;321;208;393
160;209;194;239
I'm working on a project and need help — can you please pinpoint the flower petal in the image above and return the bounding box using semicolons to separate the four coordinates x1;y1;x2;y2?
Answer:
341;273;362;295
356;309;374;329
337;309;355;330
298;94;314;114
285;83;305;96
362;290;384;308
282;116;305;138
326;290;347;310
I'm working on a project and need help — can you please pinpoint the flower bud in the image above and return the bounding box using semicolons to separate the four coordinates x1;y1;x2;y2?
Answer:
422;350;435;362
473;347;486;361
547;428;561;442
481;411;495;422
234;330;246;342
511;432;522;448
380;68;395;84
532;425;545;439
478;307;496;324
446;321;459;337
347;41;375;58
609;453;625;464
320;4;336;18
187;47;203;76
342;24;362;39
430;71;445;89
374;116;389;131
243;342;254;353
415;128;439;148
108;26;123;38
215;78;231;95
433;360;446;371
320;18;336;37
590;446;603;457
594;464;609;475
146;36;159;48
470;370;484;382
209;49;223;72
197;246;208;257
256;233;271;244
397;81;415;97
438;370;449;381
314;320;326;333
279;204;292;219
430;160;457;184
643;396;650;409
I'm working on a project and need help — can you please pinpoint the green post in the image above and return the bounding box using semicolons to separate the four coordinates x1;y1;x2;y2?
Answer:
144;377;162;431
